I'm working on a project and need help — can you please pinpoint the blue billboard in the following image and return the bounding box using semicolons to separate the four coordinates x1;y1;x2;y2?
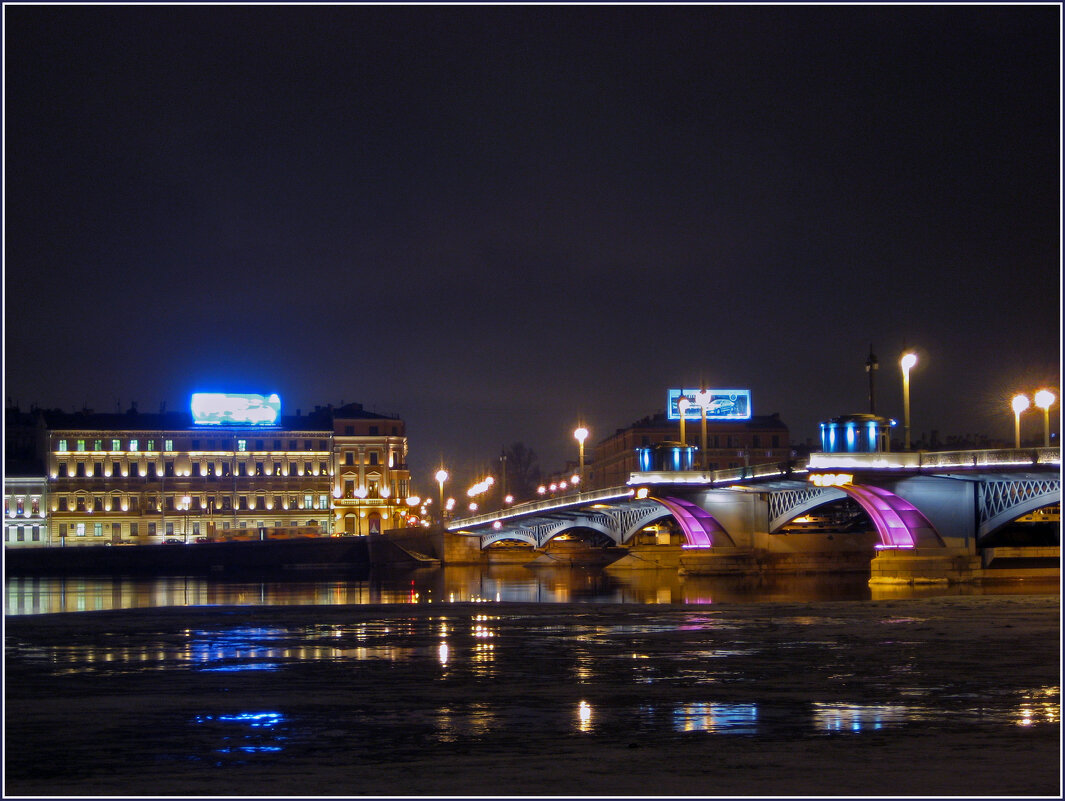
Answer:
190;393;281;426
667;389;751;421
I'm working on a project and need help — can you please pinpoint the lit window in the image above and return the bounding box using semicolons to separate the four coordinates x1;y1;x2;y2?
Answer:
165;439;174;452
130;439;139;452
94;439;103;451
77;440;86;452
238;440;247;452
112;439;121;451
318;495;328;510
93;523;103;537
58;439;68;452
147;440;155;451
304;494;313;510
75;523;86;537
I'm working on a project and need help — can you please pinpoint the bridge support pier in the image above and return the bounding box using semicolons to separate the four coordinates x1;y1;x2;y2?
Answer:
868;547;981;585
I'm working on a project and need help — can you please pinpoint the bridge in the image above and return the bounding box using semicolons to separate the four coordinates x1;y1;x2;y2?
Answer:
447;448;1061;581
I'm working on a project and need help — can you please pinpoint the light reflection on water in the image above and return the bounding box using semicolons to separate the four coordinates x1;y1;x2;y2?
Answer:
6;568;1057;616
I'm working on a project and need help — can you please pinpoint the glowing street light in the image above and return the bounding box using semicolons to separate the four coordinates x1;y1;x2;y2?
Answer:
1011;394;1030;449
574;426;589;487
1034;390;1056;447
435;469;449;523
900;352;918;450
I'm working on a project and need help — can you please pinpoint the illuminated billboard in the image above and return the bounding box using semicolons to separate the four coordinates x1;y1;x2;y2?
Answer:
667;389;752;421
190;393;281;426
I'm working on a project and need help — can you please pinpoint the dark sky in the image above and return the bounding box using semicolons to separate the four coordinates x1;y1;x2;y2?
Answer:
4;4;1060;491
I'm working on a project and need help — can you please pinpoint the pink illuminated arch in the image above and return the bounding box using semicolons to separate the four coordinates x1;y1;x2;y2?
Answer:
656;496;735;548
838;484;943;549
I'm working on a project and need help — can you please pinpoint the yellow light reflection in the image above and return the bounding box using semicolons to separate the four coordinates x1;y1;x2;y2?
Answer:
577;700;593;732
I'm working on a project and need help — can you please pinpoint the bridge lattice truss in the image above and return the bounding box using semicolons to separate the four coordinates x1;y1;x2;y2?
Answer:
977;478;1061;539
767;487;847;532
480;501;668;549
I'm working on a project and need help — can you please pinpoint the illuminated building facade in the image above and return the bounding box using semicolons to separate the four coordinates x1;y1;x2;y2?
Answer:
4;477;48;547
10;398;412;546
588;410;791;489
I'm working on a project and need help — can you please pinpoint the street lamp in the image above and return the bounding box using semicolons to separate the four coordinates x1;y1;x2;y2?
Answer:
1034;390;1056;447
181;495;192;543
574;427;588;487
900;352;918;450
677;396;690;449
1011;394;1030;449
692;389;712;470
435;469;448;524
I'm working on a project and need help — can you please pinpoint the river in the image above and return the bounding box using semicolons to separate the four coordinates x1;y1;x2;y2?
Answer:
5;564;1059;615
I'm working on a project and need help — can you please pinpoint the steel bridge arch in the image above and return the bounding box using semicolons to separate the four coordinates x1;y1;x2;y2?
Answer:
977;478;1061;540
768;487;848;532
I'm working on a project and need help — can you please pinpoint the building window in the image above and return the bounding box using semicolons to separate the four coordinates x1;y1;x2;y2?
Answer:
112;439;121;451
165;439;174;452
206;463;216;476
93;463;103;478
193;522;200;536
94;439;103;451
75;523;86;537
16;526;25;542
318;495;328;510
192;463;201;477
289;440;297;450
147;440;155;451
237;439;247;452
304;440;312;450
239;496;248;510
273;462;281;475
93;523;103;537
31;499;39;515
130;439;139;452
130;523;139;537
255;440;264;450
76;440;86;452
273;440;281;450
318;440;327;450
222;497;232;511
319;462;328;475
345;452;354;465
289;462;297;475
165;497;175;511
58;439;68;452
148;523;156;536
369;452;379;466
93;497;103;512
255;462;264;476
32;527;40;542
75;462;86;477
238;462;248;476
58;463;68;477
221;464;231;477
58;498;68;512
166;522;174;536
273;495;282;509
304;461;312;475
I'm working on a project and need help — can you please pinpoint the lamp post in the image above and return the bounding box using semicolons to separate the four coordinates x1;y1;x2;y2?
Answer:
900;352;917;450
865;346;879;414
1011;394;1030;449
181;495;192;543
693;389;712;470
574;427;588;487
678;396;690;449
1034;390;1056;447
435;469;448;524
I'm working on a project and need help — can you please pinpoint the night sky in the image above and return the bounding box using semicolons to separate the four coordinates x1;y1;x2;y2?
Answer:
4;4;1060;490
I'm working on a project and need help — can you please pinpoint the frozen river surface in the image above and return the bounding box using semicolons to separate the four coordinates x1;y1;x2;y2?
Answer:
4;594;1060;796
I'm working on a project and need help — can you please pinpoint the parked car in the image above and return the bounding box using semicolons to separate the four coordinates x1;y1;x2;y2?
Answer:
163;538;184;545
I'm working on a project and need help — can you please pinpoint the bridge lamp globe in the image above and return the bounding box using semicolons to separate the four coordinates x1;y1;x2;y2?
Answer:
574;427;589;486
900;352;918;450
1034;390;1056;447
1011;394;1030;449
435;469;449;522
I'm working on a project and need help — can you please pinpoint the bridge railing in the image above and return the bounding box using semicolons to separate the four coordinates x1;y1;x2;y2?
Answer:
448;486;634;530
808;447;1060;470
